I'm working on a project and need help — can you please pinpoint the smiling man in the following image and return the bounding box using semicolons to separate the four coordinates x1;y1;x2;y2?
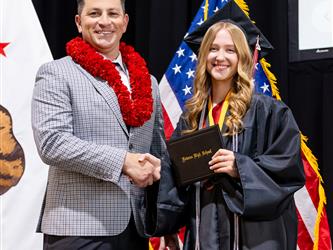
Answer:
75;0;128;59
31;0;165;249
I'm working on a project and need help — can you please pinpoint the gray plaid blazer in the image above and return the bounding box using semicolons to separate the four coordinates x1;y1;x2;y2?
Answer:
31;56;166;236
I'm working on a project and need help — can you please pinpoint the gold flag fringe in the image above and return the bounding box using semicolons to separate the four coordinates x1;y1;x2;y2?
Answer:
234;0;249;16
204;0;209;21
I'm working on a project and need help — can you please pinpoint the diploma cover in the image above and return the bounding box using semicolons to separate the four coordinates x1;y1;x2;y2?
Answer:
167;125;223;186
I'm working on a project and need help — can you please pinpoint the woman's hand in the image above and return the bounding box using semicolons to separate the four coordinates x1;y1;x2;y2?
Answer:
209;149;239;178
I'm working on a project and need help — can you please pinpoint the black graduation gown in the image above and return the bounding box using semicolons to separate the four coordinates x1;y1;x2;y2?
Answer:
143;93;305;250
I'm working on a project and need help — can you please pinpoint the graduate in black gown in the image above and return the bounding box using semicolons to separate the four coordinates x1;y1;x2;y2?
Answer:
141;2;305;249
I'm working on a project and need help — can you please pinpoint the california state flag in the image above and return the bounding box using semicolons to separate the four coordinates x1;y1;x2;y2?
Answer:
0;0;52;249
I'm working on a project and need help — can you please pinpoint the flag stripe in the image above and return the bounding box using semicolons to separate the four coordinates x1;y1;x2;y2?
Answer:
162;105;175;140
295;186;317;241
302;155;320;208
160;75;182;129
296;209;315;250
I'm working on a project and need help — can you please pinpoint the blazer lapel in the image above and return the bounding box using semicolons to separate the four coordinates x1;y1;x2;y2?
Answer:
75;63;129;136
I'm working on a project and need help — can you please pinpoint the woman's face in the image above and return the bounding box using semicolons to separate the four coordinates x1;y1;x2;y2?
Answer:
206;29;239;85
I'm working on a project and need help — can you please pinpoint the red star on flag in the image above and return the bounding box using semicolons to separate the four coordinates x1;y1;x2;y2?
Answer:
0;42;10;57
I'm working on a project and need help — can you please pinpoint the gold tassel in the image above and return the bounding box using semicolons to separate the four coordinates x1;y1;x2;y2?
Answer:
235;0;281;101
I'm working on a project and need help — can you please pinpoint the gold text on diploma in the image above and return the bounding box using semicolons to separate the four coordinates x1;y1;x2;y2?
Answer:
181;149;213;163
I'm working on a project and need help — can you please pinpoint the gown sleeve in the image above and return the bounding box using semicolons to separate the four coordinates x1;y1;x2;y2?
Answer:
143;115;190;236
222;96;305;220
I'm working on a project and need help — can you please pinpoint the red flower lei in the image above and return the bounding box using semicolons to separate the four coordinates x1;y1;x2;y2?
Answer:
66;37;153;127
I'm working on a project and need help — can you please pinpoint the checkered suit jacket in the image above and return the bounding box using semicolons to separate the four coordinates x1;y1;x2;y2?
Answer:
31;56;166;236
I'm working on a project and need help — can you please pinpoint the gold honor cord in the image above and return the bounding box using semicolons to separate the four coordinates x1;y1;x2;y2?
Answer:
207;92;231;129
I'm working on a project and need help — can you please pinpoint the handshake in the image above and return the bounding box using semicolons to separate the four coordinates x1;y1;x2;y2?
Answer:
123;152;161;187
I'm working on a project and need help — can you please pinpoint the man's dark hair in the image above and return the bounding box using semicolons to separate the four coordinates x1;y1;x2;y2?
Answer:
77;0;126;15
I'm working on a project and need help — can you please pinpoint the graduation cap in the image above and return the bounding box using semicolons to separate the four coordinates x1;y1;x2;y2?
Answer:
184;0;273;58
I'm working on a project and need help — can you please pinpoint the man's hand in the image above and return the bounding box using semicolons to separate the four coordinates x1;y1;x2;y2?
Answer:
123;152;155;187
138;153;161;181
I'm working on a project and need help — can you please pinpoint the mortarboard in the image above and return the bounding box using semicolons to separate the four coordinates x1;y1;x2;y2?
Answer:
184;0;274;58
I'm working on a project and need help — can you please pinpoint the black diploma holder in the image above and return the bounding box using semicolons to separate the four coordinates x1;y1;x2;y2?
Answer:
166;125;223;187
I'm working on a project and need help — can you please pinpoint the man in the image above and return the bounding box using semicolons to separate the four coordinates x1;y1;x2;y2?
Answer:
31;0;164;249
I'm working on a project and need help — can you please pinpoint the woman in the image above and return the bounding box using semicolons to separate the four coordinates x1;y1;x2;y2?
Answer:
144;21;305;250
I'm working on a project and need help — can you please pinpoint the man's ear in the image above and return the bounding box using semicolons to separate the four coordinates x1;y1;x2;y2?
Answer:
122;14;129;33
75;15;82;33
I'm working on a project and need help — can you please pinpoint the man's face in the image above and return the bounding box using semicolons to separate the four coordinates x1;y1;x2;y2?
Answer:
75;0;128;59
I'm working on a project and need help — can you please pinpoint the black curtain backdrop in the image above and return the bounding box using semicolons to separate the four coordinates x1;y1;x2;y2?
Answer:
32;0;333;236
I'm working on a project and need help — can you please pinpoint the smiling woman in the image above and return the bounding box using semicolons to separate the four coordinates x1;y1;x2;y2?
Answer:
140;3;306;249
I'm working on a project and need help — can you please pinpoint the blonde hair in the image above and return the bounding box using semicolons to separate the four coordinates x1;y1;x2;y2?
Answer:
184;21;254;136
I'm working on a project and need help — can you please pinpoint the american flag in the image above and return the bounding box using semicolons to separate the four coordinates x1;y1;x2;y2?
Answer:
151;0;332;249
